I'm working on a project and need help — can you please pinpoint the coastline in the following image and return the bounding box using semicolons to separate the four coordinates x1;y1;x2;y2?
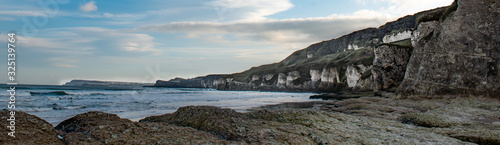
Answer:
2;95;499;144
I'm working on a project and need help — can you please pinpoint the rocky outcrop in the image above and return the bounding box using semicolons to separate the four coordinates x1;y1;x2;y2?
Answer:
373;40;413;93
397;0;500;97
64;79;152;87
155;75;226;88
0;111;63;144
141;105;473;144
4;95;499;144
155;77;203;88
55;111;230;144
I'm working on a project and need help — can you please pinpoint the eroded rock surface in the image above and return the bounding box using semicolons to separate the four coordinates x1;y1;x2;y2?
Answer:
373;44;413;92
55;111;230;144
0;111;63;145
141;105;472;144
398;0;500;97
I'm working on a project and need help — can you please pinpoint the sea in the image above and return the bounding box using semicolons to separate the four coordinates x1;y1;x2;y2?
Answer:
0;85;316;126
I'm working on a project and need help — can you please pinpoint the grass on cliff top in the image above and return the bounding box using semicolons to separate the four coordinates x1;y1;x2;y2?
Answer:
414;0;457;29
228;48;374;82
378;39;413;48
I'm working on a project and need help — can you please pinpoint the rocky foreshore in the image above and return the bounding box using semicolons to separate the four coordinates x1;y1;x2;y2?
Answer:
1;95;499;144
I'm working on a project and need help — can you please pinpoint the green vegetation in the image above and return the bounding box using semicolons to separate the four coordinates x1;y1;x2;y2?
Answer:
378;39;413;48
440;0;458;21
228;48;374;82
398;113;462;127
414;0;457;29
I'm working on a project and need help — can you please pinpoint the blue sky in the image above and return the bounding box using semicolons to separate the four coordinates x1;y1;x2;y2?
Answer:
0;0;453;85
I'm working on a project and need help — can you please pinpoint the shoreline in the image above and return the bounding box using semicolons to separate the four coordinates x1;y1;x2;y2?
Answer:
2;95;499;144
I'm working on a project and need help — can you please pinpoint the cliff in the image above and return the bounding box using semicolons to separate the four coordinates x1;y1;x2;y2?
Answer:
64;79;153;90
155;0;499;97
397;0;500;97
156;15;417;92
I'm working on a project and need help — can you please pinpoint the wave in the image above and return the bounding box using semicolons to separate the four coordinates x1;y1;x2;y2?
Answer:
29;91;138;96
51;103;86;110
30;91;70;96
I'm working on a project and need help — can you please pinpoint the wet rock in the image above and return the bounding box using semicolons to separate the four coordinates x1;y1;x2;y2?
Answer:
142;105;472;144
310;92;373;100
56;111;229;144
141;106;318;144
55;111;137;143
0;111;63;144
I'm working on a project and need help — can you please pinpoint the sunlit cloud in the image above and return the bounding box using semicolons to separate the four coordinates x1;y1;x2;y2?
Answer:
0;10;44;16
207;0;294;21
80;1;98;12
135;11;391;50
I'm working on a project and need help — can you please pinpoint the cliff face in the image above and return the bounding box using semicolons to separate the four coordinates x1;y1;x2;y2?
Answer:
155;0;499;97
397;0;500;97
372;39;413;93
155;16;417;92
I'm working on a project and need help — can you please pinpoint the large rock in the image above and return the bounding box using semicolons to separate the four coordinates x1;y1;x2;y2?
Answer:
0;111;63;144
398;0;500;97
141;106;318;144
55;111;229;144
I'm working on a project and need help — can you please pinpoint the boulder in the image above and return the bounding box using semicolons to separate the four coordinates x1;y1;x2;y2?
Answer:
0;111;63;144
56;111;229;144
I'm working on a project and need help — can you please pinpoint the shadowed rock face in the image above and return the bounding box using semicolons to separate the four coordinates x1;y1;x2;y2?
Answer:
0;111;63;145
373;44;413;93
397;0;500;97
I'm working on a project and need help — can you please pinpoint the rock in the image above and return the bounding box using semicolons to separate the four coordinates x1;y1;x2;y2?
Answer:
372;41;413;93
56;111;230;144
310;92;374;100
141;106;318;144
398;0;500;97
0;111;63;144
141;106;473;144
55;111;137;143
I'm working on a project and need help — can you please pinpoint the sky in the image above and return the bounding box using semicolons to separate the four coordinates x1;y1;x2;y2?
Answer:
0;0;453;85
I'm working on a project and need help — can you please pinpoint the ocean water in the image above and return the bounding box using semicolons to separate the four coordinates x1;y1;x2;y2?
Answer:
0;86;315;125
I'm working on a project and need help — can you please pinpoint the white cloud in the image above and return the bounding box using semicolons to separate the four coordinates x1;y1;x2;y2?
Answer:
0;10;43;16
80;1;98;12
207;0;294;21
49;57;80;68
352;0;454;17
103;13;114;17
135;11;391;50
0;17;14;21
12;27;161;57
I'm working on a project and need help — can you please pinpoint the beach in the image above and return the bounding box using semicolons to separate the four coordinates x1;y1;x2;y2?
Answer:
1;94;499;144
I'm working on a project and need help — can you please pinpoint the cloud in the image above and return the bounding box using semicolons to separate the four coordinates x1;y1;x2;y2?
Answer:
0;10;43;16
80;1;98;12
135;11;391;50
207;0;294;21
352;0;454;17
49;57;79;68
14;27;161;57
0;17;14;21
